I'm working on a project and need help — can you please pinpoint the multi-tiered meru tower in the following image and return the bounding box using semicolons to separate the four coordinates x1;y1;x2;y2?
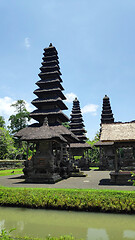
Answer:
95;95;115;170
15;44;78;183
69;98;91;170
30;43;69;126
70;98;87;142
101;95;114;124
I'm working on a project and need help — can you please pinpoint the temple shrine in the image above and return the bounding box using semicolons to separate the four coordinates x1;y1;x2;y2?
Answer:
95;95;115;170
100;122;135;184
15;43;78;183
69;98;91;170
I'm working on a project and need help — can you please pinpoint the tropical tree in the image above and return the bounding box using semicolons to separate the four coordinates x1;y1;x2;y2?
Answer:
8;100;31;134
0;127;16;159
87;131;100;163
0;116;5;128
62;122;70;129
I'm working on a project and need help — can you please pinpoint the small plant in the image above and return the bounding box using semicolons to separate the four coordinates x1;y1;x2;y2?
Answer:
0;228;15;240
28;156;32;161
128;172;135;186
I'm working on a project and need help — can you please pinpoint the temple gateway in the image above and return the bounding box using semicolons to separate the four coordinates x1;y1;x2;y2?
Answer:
15;43;79;183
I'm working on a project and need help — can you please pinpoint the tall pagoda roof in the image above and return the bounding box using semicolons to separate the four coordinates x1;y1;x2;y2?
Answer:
29;44;69;127
15;43;78;144
69;98;88;144
101;95;114;124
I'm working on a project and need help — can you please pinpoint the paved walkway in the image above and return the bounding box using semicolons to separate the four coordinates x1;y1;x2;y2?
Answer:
0;170;135;191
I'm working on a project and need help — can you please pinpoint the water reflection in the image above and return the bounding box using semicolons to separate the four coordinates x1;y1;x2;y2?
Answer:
0;207;135;240
124;230;135;239
0;220;5;232
87;228;109;240
17;221;24;231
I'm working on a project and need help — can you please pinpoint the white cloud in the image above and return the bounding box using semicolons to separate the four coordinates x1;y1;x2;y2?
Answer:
81;104;99;115
0;97;34;124
65;92;77;103
0;97;15;118
24;37;31;49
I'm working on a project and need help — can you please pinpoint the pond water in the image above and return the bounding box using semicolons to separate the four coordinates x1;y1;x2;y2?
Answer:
0;207;135;240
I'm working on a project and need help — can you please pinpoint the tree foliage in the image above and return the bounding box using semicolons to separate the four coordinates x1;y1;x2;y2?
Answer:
8;100;31;134
62;122;70;129
87;131;100;163
0;116;5;128
0;128;15;159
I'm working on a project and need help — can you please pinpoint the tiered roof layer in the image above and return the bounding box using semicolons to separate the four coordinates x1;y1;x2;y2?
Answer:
101;95;114;124
69;98;87;143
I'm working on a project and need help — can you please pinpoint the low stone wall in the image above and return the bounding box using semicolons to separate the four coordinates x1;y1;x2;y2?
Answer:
110;171;135;185
0;160;25;169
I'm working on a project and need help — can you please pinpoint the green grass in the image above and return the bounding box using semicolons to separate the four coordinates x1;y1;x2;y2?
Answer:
0;228;80;240
0;186;135;214
89;167;99;170
0;168;23;176
14;235;80;240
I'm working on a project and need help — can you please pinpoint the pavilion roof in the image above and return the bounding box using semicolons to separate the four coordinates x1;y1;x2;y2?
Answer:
17;127;66;143
100;122;135;142
94;141;114;147
15;123;79;143
69;142;91;149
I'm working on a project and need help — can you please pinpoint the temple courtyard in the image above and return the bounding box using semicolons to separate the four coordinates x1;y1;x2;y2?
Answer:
0;170;135;191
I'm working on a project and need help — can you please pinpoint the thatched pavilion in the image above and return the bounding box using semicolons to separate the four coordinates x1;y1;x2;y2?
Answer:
100;122;135;184
15;44;78;183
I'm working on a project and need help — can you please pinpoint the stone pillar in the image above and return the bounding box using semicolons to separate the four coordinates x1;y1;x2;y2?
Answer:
114;146;119;172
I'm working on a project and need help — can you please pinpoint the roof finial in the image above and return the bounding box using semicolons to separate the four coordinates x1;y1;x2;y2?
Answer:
49;43;53;47
43;117;49;126
74;97;78;101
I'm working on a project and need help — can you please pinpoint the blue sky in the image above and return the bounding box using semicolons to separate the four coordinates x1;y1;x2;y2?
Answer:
0;0;135;139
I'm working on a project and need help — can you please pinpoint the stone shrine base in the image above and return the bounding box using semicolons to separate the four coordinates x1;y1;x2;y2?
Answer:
25;173;62;184
110;171;135;185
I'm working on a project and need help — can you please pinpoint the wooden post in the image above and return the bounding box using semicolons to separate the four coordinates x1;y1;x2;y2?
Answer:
114;146;118;172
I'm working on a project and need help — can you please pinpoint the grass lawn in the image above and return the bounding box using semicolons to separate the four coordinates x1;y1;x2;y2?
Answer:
0;168;135;214
1;228;78;240
0;186;134;214
0;228;78;240
0;168;23;176
89;167;99;170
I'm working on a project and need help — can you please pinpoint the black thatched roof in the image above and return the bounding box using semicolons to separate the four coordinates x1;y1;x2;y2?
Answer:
71;128;86;133
15;125;67;143
101;95;114;124
36;80;64;89
69;122;85;127
32;97;68;110
15;123;79;143
28;43;69;126
69;98;87;142
30;109;69;123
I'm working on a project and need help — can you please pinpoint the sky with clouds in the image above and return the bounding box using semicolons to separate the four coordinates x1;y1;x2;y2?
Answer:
0;0;135;139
